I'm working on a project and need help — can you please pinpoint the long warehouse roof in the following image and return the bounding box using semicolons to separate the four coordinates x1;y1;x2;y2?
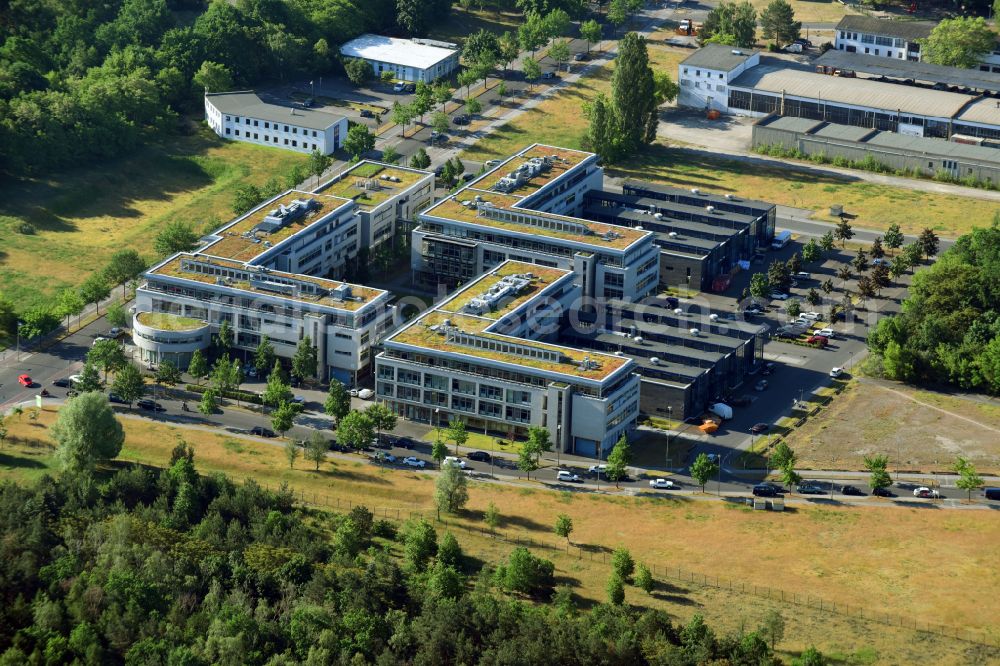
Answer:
815;50;1000;93
731;66;973;118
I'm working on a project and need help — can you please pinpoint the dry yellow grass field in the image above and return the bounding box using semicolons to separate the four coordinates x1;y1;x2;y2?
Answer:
0;128;307;312
784;378;1000;475
3;406;998;663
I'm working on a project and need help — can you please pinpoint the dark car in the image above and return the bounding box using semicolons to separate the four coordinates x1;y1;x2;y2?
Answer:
573;52;587;61
359;109;374;118
52;377;72;388
136;399;165;412
434;165;445;177
461;172;475;182
329;441;351;453
730;395;752;407
798;484;825;494
250;426;276;438
841;485;865;496
872;487;895;497
542;71;556;80
390;436;415;450
404;83;416;93
107;392;127;404
761;362;776;376
664;296;679;308
467;450;491;462
453;114;470;125
752;484;777;497
750;423;769;434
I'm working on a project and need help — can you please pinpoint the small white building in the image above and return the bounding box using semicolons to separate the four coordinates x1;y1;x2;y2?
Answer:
677;44;760;113
339;34;460;83
833;16;933;62
204;91;348;155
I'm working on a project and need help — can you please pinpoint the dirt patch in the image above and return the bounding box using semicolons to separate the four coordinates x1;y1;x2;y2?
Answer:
788;379;1000;474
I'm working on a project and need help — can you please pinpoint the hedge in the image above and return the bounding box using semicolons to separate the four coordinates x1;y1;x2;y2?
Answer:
186;383;263;405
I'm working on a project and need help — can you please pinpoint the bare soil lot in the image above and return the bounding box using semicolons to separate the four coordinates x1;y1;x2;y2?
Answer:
788;378;1000;474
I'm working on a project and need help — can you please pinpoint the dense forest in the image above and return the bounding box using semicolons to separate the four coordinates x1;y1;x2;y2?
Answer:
0;0;451;173
868;217;1000;394
0;443;826;665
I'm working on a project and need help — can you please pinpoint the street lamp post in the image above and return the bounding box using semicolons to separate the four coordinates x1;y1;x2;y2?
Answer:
15;320;23;362
434;408;441;444
556;424;562;469
665;406;673;470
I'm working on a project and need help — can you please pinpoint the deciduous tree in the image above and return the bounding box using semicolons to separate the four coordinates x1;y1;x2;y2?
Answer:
759;0;800;46
953;456;983;502
292;335;317;382
304;431;327;470
112;363;145;407
435;460;469;515
336;409;374;450
343;123;375;157
923;16;995;68
580;19;602;51
52;392;125;473
271;401;296;437
324;380;351;425
690;452;718;493
554;514;573;543
606;433;631;488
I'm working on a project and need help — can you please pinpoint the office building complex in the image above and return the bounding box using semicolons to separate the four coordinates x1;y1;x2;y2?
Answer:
376;261;642;456
133;161;432;384
412;145;661;300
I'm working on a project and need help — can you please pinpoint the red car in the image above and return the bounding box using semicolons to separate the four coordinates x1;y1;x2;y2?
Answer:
18;374;33;387
805;335;828;347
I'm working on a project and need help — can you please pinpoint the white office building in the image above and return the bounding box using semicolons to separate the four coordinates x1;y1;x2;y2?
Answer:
412;144;661;301
376;261;642;457
134;160;433;384
340;34;460;83
204;91;348;155
677;43;760;113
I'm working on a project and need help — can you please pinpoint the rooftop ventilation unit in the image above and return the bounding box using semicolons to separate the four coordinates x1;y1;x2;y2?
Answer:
636;225;644;231
634;336;644;344
601;230;622;242
579;355;599;371
709;314;719;321
668;231;679;238
731;49;742;55
706;206;715;213
255;197;317;234
462;273;533;315
650;357;659;365
725;194;735;200
690;328;700;336
654;212;663;219
691;188;701;195
330;284;352;301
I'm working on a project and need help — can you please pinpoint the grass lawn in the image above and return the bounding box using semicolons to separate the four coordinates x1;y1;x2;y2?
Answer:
427;6;521;43
4;406;999;661
0;127;307;314
463;44;995;238
463;45;687;162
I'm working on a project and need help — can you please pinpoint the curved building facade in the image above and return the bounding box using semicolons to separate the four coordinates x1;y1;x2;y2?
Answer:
132;312;211;368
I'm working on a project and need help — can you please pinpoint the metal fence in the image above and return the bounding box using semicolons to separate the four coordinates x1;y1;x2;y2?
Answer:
270;485;998;649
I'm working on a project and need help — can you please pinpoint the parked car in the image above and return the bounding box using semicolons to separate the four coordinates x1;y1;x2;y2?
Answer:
729;395;752;406
913;486;940;498
329;441;350;453
789;318;811;327
806;335;829;347
753;484;778;497
872;257;889;266
392;82;406;92
107;392;128;404
801;312;821;321
359;109;374;118
771;292;789;300
542;71;556;79
92;336;109;346
750;422;769;434
841;485;865;496
136;399;165;412
358;388;374;400
484;159;501;168
395;437;416;450
443;456;468;469
372;452;396;464
649;478;677;489
68;374;83;386
452;114;470;125
830;367;844;378
467;450;491;462
784;42;803;53
816;328;835;339
588;464;608;475
872;487;895;497
403;456;426;469
755;379;769;391
761;362;776;376
17;374;33;387
250;426;276;438
291;395;305;404
794;272;811;280
573;52;587;61
52;377;71;388
348;388;359;397
798;483;825;494
461;172;475;182
403;83;415;93
557;470;582;483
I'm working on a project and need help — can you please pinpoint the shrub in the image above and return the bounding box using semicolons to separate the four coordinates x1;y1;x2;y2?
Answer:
17;222;36;235
186;383;263;405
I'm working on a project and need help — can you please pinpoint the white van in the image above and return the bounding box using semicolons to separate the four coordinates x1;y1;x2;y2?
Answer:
443;456;467;469
771;230;791;249
708;402;733;420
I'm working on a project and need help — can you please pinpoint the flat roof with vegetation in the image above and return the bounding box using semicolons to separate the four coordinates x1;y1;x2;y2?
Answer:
137;312;207;331
386;261;630;382
316;161;430;210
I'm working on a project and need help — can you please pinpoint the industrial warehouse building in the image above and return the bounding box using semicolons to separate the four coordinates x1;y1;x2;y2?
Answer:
583;182;776;292
564;295;764;420
678;46;1000;143
204;92;347;155
752;115;1000;186
339;34;460;83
